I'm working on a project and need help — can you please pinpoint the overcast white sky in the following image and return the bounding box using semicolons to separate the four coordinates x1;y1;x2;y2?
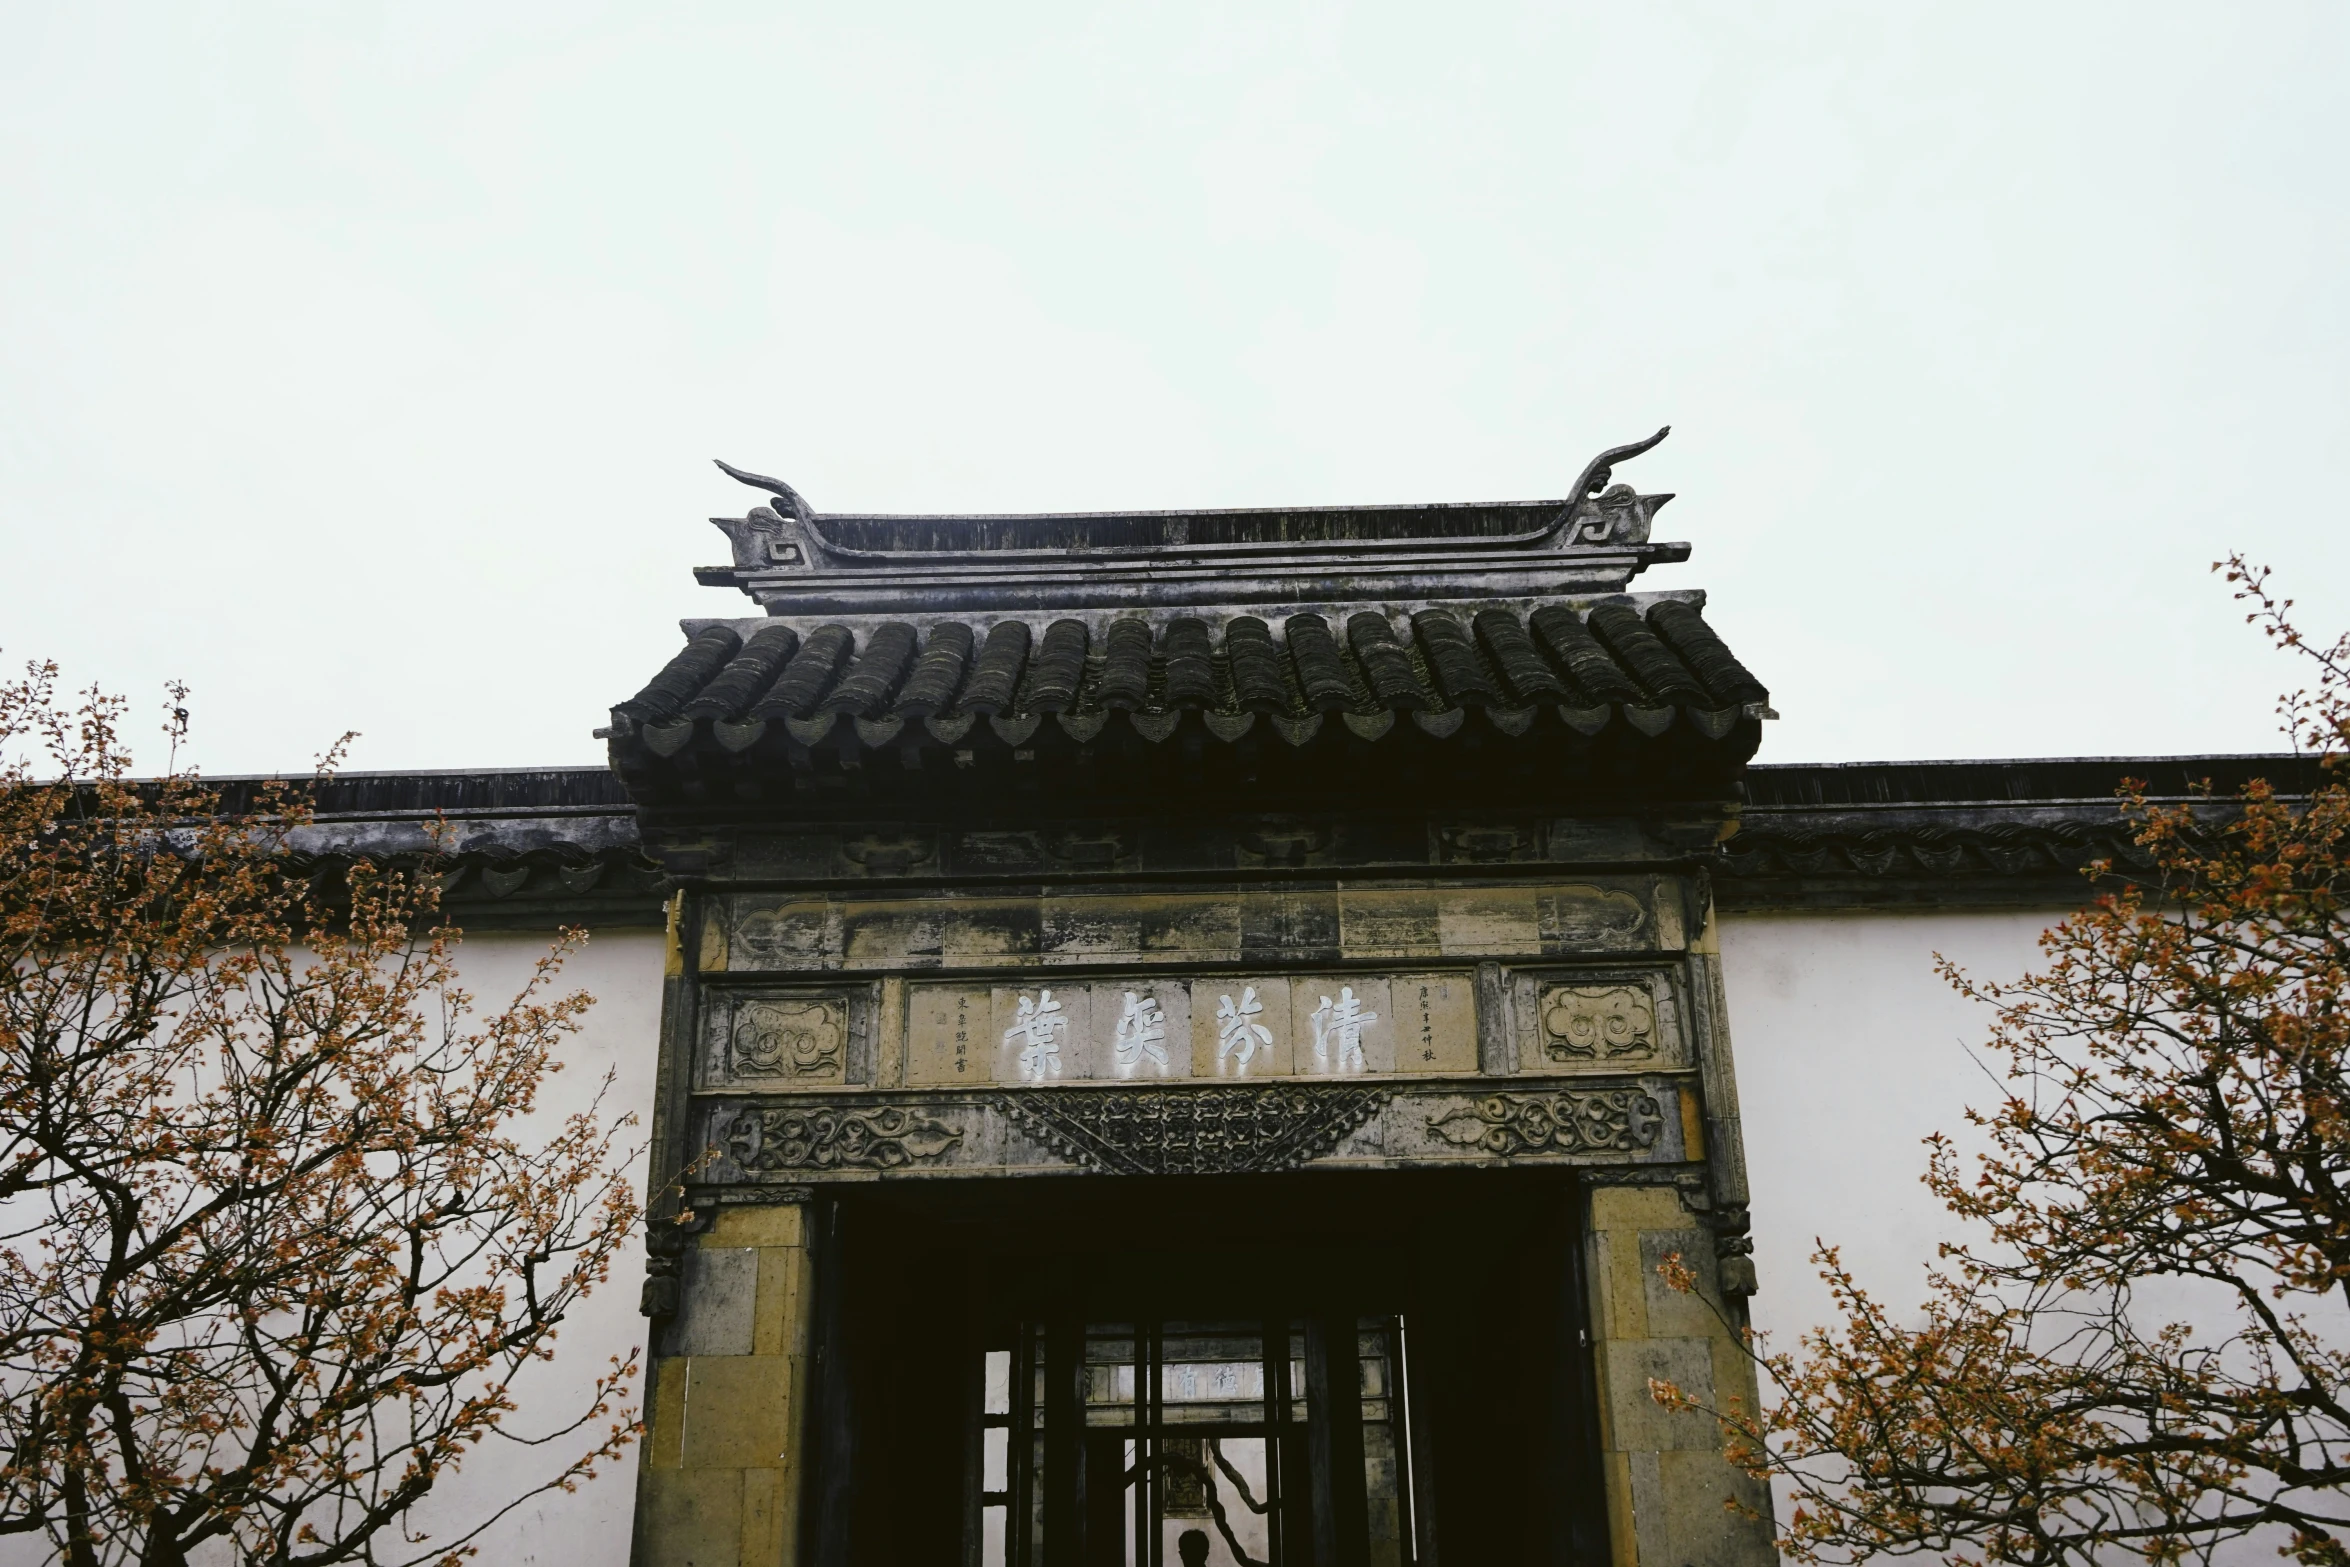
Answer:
3;2;2345;776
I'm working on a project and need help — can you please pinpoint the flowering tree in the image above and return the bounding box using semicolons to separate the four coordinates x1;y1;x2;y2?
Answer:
0;664;640;1566
1661;559;2350;1566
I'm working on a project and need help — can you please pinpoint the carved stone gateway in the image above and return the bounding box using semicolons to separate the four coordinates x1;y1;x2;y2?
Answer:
614;437;1776;1567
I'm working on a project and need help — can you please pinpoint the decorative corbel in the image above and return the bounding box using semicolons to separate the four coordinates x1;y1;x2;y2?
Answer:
1673;1172;1758;1299
1716;1220;1759;1299
638;1204;714;1320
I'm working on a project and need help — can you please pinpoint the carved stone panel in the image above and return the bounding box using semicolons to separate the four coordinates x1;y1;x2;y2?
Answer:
685;1081;1690;1184
996;1085;1390;1175
1538;884;1653;949
698;984;875;1091
1092;979;1192;1081
905;972;1478;1087
730;900;839;969
1509;967;1686;1074
713;880;1681;973
733;999;846;1078
1544;986;1655;1060
1190;977;1294;1079
718;1102;964;1172
1390;972;1479;1074
1290;976;1392;1075
991;983;1098;1082
904;985;992;1088
1425;1089;1667;1158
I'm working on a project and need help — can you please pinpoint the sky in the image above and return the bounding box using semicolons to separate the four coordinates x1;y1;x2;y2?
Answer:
2;2;2345;776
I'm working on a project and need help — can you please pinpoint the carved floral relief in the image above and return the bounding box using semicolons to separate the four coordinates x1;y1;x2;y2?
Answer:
722;1104;962;1172
1427;1090;1664;1158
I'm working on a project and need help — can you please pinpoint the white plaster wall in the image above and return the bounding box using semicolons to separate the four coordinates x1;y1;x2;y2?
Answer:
1717;905;2336;1564
368;926;665;1567
1716;907;2065;1354
0;927;666;1567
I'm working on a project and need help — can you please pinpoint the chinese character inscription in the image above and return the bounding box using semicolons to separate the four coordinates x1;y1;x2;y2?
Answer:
905;974;1477;1085
1112;989;1171;1075
1308;986;1379;1075
1002;990;1070;1081
1216;987;1273;1073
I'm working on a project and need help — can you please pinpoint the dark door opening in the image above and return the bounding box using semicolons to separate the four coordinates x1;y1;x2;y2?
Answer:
802;1169;1611;1567
980;1313;1412;1566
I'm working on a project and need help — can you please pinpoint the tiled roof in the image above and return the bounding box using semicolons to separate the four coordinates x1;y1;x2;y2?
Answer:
614;436;1780;810
1719;755;2324;909
605;593;1769;805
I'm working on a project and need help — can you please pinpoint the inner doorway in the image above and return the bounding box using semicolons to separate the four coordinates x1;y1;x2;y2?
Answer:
980;1314;1413;1565
801;1169;1611;1566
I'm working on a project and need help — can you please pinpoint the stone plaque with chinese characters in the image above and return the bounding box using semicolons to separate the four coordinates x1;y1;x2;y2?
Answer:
1390;972;1479;1074
904;986;990;1088
905;973;1477;1086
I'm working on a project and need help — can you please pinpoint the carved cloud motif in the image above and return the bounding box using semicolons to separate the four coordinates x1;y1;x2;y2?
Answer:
1541;985;1656;1062
730;999;847;1080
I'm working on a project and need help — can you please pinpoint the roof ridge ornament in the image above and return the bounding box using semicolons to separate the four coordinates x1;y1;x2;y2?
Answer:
1565;427;1670;545
1567;426;1670;512
710;459;837;574
713;457;816;523
698;431;1690;616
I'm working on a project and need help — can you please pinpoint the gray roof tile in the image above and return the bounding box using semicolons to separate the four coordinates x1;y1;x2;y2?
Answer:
613;597;1764;762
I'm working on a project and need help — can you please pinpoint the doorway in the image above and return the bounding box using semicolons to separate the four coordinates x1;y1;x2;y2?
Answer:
800;1169;1611;1566
980;1313;1413;1565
